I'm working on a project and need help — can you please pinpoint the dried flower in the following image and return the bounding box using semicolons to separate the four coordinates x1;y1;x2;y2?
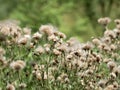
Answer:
113;66;120;76
107;61;116;71
98;79;107;88
57;43;67;52
82;42;93;50
110;44;116;51
110;72;116;79
104;30;116;39
39;25;55;36
104;85;114;90
32;32;42;40
53;49;61;55
92;38;101;45
58;32;66;39
10;60;26;71
113;82;119;89
36;72;42;80
17;37;28;45
114;19;120;25
98;17;111;26
6;84;15;90
48;34;59;42
34;46;45;55
23;27;31;35
0;26;10;36
19;83;27;88
66;54;73;61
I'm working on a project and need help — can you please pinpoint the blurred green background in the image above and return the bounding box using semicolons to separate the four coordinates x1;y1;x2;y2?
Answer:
0;0;120;42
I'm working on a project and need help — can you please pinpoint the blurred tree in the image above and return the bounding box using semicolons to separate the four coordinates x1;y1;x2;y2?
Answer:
0;0;19;19
0;0;120;41
9;0;62;31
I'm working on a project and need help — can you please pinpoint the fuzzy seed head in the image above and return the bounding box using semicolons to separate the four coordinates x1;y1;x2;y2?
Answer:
6;84;15;90
10;60;26;71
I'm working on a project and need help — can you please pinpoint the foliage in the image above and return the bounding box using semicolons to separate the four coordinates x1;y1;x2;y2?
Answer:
0;0;120;41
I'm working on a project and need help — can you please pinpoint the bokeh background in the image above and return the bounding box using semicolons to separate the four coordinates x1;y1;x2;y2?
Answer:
0;0;120;42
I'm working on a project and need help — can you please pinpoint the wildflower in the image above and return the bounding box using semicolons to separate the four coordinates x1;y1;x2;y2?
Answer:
114;19;120;30
53;49;61;55
85;69;93;75
103;58;112;63
57;76;62;81
113;82;119;89
32;32;42;40
34;46;45;55
98;79;107;88
24;34;31;40
110;44;116;51
44;44;51;52
107;61;116;71
110;72;116;79
111;53;119;59
64;77;70;83
0;33;6;41
102;37;111;44
58;32;66;39
48;34;59;42
98;17;111;26
54;42;61;48
66;54;73;61
80;56;86;62
104;30;116;39
92;38;101;45
17;37;28;45
57;73;69;83
33;64;39;70
99;42;106;49
29;42;34;48
113;66;120;76
0;47;5;56
6;84;15;90
104;85;114;90
36;72;42;80
19;83;27;89
82;42;93;50
80;80;85;86
57;43;67;52
10;60;26;71
103;45;111;52
116;24;120;30
113;28;120;36
39;25;55;36
114;19;120;25
39;65;45;70
23;27;31;35
0;26;10;36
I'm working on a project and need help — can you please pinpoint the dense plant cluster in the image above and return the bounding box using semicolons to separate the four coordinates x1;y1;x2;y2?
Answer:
0;18;120;90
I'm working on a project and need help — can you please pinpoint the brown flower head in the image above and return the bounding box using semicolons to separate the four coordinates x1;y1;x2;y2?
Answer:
98;17;111;26
6;84;15;90
10;60;26;71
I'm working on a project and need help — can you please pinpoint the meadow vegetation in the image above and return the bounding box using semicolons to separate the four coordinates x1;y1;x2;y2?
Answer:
0;17;120;90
